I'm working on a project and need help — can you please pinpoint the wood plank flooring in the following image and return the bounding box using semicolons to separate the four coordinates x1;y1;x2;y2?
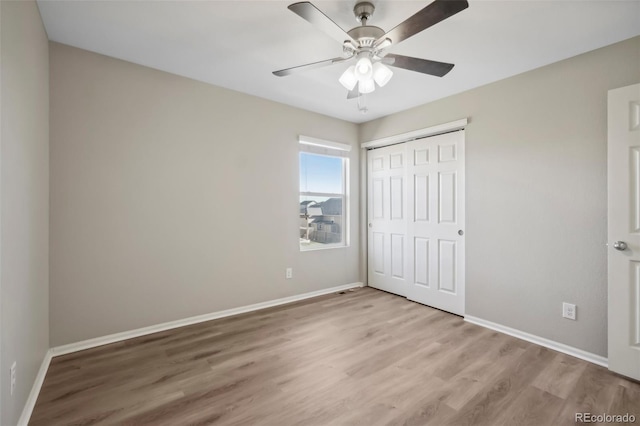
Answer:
30;287;640;425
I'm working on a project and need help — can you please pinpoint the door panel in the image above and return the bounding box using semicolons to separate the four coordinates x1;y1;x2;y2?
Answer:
438;142;457;162
368;144;408;296
414;175;430;222
414;237;430;287
390;153;404;169
438;239;457;293
372;232;385;274
391;234;405;278
406;131;465;315
609;83;640;380
415;148;429;165
390;177;404;220
633;262;640;346
631;147;640;233
438;171;457;223
372;178;384;219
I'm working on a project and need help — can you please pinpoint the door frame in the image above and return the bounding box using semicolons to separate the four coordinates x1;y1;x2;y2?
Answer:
360;118;468;299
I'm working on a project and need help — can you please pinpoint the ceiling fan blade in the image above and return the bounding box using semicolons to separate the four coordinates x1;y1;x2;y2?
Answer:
377;0;468;46
288;2;355;45
273;56;349;77
347;84;360;99
384;53;455;77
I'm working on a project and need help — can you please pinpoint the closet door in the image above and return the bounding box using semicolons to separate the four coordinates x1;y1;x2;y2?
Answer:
367;144;409;296
406;131;465;315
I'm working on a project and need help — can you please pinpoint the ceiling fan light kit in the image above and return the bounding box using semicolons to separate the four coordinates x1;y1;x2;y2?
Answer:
355;55;372;78
359;78;376;95
339;65;358;91
273;0;469;112
372;62;393;87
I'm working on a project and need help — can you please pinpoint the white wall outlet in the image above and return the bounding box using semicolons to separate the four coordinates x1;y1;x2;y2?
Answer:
10;361;16;396
563;302;576;320
286;268;293;279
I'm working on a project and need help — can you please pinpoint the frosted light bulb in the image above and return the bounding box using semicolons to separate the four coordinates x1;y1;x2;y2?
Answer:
339;66;357;90
373;62;393;87
354;57;373;81
359;78;375;94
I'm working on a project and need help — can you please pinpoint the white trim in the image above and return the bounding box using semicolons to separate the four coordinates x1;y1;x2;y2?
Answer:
300;191;343;198
464;315;608;367
299;136;352;152
17;349;53;426
361;118;468;149
51;282;364;357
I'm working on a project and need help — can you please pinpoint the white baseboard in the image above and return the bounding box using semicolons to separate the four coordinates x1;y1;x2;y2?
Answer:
17;349;53;426
464;315;608;367
51;282;364;357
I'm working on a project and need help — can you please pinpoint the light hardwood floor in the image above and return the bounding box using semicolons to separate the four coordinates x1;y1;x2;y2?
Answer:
31;287;640;425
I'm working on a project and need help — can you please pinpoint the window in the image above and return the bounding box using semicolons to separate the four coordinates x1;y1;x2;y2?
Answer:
299;137;349;251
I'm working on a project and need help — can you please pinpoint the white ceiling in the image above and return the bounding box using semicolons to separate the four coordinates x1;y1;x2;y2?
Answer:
37;0;640;123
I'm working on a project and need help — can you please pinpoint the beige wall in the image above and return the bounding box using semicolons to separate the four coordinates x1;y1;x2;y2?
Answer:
49;34;639;357
1;1;50;424
49;43;360;346
361;36;640;357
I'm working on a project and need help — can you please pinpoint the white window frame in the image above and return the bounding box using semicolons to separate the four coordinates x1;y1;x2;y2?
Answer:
299;136;351;251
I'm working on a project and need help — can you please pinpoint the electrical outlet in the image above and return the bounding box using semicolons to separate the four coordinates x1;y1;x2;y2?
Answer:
563;303;576;320
10;362;16;396
286;268;293;279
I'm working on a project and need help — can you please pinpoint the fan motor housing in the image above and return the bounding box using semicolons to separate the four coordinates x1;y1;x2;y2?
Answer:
348;26;385;48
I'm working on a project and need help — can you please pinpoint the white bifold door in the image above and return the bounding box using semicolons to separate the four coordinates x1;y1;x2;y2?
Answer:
608;83;640;380
367;131;465;315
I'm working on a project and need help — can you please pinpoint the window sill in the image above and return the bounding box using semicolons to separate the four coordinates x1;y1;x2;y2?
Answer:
300;243;349;252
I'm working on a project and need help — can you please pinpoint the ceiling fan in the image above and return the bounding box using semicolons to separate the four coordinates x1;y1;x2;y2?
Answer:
273;0;469;103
